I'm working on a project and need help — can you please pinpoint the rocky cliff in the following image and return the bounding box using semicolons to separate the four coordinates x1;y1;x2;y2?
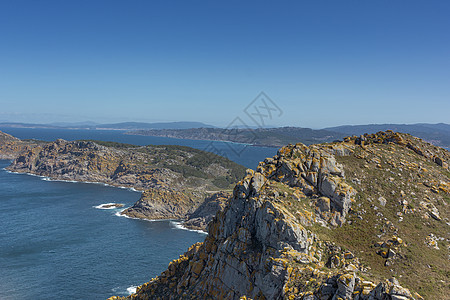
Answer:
6;138;245;222
181;191;231;231
109;131;449;299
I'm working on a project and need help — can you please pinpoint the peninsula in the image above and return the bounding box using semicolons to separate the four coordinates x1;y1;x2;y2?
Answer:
0;131;246;229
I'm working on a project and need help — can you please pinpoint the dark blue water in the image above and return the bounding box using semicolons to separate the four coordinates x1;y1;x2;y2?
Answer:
0;160;206;300
0;128;278;299
0;127;278;169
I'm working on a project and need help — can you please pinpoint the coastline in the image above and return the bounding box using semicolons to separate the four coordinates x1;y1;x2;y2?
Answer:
4;166;210;235
124;132;280;148
3;166;210;234
4;168;143;193
114;209;208;234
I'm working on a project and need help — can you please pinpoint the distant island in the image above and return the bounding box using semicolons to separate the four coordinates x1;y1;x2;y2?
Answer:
128;127;345;147
127;123;450;149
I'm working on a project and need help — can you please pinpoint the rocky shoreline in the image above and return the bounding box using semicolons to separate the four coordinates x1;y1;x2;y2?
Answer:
0;131;244;230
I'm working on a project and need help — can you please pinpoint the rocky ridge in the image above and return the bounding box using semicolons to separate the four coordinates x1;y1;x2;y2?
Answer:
109;131;449;299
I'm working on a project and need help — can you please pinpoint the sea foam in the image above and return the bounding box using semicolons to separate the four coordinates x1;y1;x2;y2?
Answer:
170;221;208;234
94;203;124;210
127;286;137;295
41;177;77;183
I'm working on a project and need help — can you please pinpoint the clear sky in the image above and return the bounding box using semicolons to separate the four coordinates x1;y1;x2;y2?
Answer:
0;0;449;128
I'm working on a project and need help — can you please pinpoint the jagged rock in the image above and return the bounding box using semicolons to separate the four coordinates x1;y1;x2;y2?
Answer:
334;273;356;299
182;191;230;231
420;201;441;221
387;248;396;258
425;234;440;250
434;156;448;169
316;197;331;213
122;188;195;220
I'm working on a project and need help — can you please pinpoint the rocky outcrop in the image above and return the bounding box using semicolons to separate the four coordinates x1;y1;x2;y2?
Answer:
110;131;449;300
182;191;230;231
257;143;356;226
121;188;198;220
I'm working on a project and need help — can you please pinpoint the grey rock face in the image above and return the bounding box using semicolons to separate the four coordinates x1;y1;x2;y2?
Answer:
334;274;355;299
257;143;356;226
182;191;230;231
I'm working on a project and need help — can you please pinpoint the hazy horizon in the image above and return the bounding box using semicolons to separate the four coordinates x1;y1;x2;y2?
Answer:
0;119;449;131
1;1;449;128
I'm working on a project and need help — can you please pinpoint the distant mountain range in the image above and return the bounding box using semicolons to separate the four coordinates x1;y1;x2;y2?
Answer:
0;121;215;130
128;123;450;148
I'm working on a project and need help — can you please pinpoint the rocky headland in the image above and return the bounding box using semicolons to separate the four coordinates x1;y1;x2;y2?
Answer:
1;131;245;228
108;131;449;299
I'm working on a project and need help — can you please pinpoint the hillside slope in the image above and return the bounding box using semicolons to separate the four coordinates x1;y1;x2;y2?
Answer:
110;131;449;300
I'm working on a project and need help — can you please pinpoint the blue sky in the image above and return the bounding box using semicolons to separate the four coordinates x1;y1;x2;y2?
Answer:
0;1;449;128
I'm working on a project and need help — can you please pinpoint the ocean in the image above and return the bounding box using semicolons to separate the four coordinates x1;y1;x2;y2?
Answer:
0;128;278;299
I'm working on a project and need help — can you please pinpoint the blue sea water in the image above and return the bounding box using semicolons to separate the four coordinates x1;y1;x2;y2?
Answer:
0;128;278;299
0;160;205;299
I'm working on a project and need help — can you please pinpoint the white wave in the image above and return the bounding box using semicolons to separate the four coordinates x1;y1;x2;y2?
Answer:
114;210;153;221
114;209;135;219
41;177;77;183
6;170;49;179
94;203;124;210
111;285;138;296
118;186;140;192
114;211;162;222
114;211;180;224
127;286;137;295
170;221;208;234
